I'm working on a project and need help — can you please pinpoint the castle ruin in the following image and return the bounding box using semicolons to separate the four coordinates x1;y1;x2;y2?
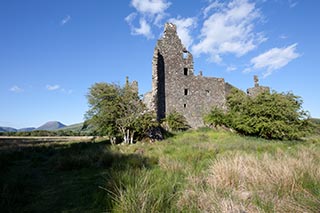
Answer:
144;23;269;128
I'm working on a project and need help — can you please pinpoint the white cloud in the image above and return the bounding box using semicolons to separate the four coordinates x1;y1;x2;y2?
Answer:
61;88;73;94
125;12;137;24
46;84;60;91
126;17;154;39
288;0;298;8
168;17;197;49
126;0;171;39
192;0;266;63
226;65;237;72
10;85;23;93
61;15;71;26
134;18;154;39
131;0;171;15
203;1;224;18
249;43;300;78
279;34;288;39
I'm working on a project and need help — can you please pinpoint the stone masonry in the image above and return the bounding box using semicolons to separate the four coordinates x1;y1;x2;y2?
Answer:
247;75;270;97
144;23;269;128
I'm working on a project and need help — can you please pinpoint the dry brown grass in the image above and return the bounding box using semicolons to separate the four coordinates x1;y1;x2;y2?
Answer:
178;147;320;213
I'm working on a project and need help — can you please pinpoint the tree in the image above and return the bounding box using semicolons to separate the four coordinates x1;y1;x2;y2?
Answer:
205;88;312;140
85;80;155;144
162;111;190;132
204;107;227;128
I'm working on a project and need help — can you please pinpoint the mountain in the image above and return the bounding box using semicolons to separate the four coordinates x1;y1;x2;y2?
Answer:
58;123;84;132
0;126;17;132
36;121;66;131
18;127;36;132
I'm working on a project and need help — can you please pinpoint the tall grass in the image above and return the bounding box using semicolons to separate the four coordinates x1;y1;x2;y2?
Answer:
1;130;319;212
107;130;320;212
108;169;181;212
178;146;320;212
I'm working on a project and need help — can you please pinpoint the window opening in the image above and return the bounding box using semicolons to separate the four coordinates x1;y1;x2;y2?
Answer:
183;52;188;59
184;89;189;95
184;104;187;108
184;68;188;76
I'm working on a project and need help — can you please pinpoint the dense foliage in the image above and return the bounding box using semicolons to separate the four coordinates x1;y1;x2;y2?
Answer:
85;81;158;143
205;89;312;140
161;111;190;132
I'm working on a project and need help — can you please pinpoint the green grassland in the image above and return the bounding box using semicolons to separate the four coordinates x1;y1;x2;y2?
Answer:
1;129;320;212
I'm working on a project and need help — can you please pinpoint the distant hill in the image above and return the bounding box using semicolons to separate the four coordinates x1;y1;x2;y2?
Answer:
36;121;66;131
310;118;320;124
0;127;17;132
18;127;36;132
58;123;84;132
0;121;79;133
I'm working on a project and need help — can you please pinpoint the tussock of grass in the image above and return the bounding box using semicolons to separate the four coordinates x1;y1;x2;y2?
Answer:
178;146;320;212
109;169;180;213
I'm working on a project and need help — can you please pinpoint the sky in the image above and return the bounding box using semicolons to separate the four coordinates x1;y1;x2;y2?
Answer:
0;0;319;128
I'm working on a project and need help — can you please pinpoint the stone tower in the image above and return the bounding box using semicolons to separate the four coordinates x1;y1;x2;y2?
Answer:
247;75;270;97
148;23;228;128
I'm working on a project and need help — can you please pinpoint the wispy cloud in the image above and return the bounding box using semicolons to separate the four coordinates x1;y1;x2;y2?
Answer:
192;0;266;63
126;15;154;39
246;43;300;78
131;0;171;15
226;65;237;72
61;88;73;94
9;85;23;93
279;34;288;39
46;84;73;94
46;84;60;91
203;1;224;18
168;17;197;49
288;0;298;8
125;0;171;39
61;15;71;26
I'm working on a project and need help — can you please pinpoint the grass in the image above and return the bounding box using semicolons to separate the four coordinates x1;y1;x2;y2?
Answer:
1;129;319;212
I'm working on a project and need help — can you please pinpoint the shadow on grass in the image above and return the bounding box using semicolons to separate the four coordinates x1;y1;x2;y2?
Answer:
0;138;158;212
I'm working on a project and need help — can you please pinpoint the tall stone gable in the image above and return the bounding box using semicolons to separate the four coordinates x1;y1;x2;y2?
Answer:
143;23;269;128
144;23;228;128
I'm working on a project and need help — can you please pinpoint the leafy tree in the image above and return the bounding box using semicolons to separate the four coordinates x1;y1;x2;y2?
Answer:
205;88;312;140
162;111;189;132
85;80;155;144
204;107;227;128
85;82;121;143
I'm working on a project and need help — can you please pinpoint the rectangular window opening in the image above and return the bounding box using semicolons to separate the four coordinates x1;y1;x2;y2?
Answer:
184;68;188;76
184;104;187;108
184;89;188;95
183;52;188;59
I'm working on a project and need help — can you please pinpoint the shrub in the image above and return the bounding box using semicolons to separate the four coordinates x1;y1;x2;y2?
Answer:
204;107;227;128
162;111;190;132
205;89;312;140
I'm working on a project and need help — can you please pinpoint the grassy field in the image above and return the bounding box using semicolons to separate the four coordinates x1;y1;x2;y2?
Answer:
1;129;319;212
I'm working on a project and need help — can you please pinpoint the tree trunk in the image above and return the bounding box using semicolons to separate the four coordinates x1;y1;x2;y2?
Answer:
126;129;130;144
130;131;135;144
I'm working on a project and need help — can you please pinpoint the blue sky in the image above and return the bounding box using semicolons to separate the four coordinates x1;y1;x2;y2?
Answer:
0;0;319;128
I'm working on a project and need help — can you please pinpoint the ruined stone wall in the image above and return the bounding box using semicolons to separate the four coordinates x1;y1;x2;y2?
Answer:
144;23;273;128
179;75;226;127
247;75;270;97
150;23;228;128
